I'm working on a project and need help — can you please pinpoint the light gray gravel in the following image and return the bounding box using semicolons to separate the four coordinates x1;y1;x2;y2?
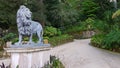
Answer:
50;39;120;68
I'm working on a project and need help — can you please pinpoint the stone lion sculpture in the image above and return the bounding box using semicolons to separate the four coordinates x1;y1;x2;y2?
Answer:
16;5;43;45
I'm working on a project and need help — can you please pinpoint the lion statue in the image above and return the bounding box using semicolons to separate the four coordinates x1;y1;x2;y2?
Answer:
16;5;43;45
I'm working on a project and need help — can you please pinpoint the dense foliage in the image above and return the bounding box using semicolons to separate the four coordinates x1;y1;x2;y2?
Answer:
43;0;78;29
91;9;120;52
0;0;46;29
91;30;120;52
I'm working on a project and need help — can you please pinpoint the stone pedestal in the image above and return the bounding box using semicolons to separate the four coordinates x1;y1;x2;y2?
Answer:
4;46;51;68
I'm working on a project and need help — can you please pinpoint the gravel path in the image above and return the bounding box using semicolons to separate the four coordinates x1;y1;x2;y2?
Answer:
1;39;120;68
50;39;120;68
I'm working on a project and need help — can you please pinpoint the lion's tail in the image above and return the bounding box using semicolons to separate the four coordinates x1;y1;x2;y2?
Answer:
41;27;44;42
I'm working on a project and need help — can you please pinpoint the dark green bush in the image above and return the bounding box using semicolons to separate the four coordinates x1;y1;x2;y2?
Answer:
65;18;95;33
65;18;96;39
81;18;95;31
91;30;120;52
65;24;83;39
93;20;110;33
102;30;120;49
2;33;16;42
49;34;73;46
91;34;105;47
65;25;83;33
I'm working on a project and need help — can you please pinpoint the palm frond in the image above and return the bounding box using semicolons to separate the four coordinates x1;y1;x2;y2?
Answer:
112;9;120;19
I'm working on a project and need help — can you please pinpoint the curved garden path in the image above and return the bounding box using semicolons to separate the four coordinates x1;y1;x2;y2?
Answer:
1;39;120;68
50;39;120;68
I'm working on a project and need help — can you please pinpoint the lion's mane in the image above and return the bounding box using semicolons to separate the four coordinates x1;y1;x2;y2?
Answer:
17;5;32;36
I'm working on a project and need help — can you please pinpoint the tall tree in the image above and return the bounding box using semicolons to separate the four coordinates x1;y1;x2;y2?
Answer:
0;0;27;29
0;0;46;29
79;0;100;19
26;0;46;27
43;0;79;29
43;0;61;27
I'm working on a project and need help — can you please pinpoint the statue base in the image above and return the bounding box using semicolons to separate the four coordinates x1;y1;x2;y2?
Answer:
4;44;51;68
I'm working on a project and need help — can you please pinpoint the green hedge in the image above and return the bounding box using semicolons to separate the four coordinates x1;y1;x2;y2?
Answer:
49;34;73;47
91;31;120;52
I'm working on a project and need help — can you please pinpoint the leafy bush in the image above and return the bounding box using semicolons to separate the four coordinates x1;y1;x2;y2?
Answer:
103;10;113;23
81;18;95;31
91;30;120;52
91;34;105;47
65;24;83;33
44;26;62;37
102;30;120;49
65;18;95;39
64;24;83;39
93;19;110;33
49;34;73;46
2;33;16;42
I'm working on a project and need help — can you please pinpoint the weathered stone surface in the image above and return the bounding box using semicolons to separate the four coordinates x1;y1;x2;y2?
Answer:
4;46;51;68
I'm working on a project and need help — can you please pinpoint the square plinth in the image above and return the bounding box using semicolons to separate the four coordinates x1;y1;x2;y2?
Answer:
4;45;52;68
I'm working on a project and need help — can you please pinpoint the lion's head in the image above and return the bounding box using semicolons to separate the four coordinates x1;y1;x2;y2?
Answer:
23;6;32;20
17;5;32;20
17;5;32;35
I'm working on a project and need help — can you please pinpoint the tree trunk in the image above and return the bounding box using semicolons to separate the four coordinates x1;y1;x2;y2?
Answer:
110;0;117;9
